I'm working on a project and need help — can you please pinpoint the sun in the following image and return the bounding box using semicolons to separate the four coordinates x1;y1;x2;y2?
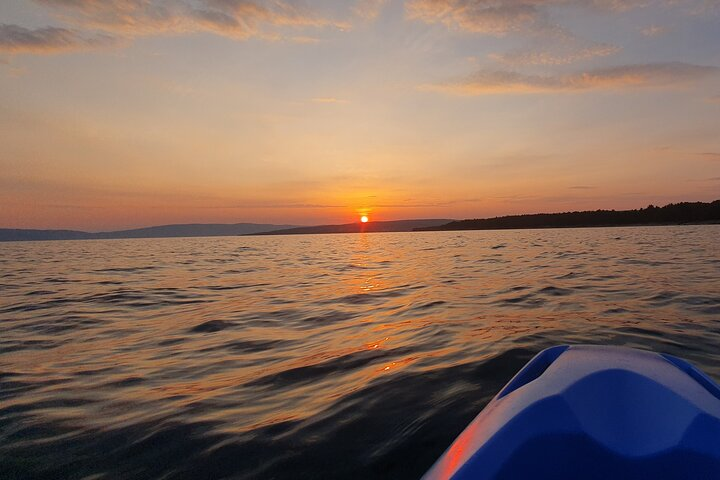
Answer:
360;215;369;223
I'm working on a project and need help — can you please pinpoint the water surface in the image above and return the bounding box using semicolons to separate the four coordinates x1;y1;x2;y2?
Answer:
1;226;719;479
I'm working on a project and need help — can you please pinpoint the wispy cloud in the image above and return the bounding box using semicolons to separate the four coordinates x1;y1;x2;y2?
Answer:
353;0;388;20
358;198;483;208
423;62;720;95
0;23;117;54
490;43;620;66
311;97;350;104
288;35;322;44
190;0;351;38
697;152;720;161
405;0;650;36
406;0;542;35
641;24;669;36
31;0;350;43
682;0;720;16
201;202;349;209
14;0;716;57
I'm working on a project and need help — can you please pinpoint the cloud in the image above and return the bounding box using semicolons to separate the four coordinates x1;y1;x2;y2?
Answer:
423;62;720;95
35;0;182;34
202;202;349;209
490;43;620;65
697;152;720;161
587;0;649;12
353;0;388;20
288;35;321;44
681;0;720;16
405;0;542;35
311;97;350;104
372;198;483;207
33;0;350;40
0;23;117;54
641;24;669;36
405;0;650;36
18;0;713;57
192;0;350;36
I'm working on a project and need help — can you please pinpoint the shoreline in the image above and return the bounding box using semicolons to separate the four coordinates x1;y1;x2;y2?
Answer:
2;221;718;242
414;220;720;233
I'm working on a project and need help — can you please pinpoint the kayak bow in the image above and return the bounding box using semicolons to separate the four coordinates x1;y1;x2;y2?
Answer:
423;345;720;480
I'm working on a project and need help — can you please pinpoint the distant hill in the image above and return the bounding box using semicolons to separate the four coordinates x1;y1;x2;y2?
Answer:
0;229;96;242
92;223;298;239
416;200;720;232
0;223;298;242
250;219;455;236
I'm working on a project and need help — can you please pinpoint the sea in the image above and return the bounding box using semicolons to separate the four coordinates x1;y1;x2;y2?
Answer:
1;226;719;479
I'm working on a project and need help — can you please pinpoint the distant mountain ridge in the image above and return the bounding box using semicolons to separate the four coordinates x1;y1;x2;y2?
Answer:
249;219;454;236
416;200;720;232
0;223;298;242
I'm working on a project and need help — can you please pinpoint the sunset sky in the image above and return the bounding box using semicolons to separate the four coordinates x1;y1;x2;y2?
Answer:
1;0;719;230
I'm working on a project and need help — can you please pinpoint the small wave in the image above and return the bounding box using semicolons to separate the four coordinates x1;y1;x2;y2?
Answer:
643;291;680;306
1;339;60;353
102;376;146;388
94;266;158;273
410;300;447;311
496;285;530;294
189;319;235;333
85;289;210;308
603;307;630;315
619;258;670;266
246;348;408;389
24;289;56;296
298;310;358;328
494;293;546;308
43;277;71;283
556;272;582;279
221;339;295;354
203;283;270;291
537;286;573;297
326;285;424;306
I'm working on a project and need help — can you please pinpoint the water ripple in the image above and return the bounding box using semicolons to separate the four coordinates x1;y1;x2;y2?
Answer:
1;226;719;479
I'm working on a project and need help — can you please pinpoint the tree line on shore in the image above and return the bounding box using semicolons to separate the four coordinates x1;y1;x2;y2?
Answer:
417;200;720;231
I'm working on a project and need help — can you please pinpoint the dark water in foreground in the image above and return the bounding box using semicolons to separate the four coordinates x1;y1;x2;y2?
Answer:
1;226;720;479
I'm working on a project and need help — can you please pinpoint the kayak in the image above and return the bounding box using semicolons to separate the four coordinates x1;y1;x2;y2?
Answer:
422;345;720;480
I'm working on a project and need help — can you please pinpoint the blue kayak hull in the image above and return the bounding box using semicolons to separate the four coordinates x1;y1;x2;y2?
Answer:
423;345;720;480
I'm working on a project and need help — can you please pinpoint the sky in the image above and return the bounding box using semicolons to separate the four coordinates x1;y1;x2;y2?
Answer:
1;0;719;231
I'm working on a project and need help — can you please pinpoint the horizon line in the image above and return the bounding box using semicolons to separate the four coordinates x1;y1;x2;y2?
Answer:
3;198;718;234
